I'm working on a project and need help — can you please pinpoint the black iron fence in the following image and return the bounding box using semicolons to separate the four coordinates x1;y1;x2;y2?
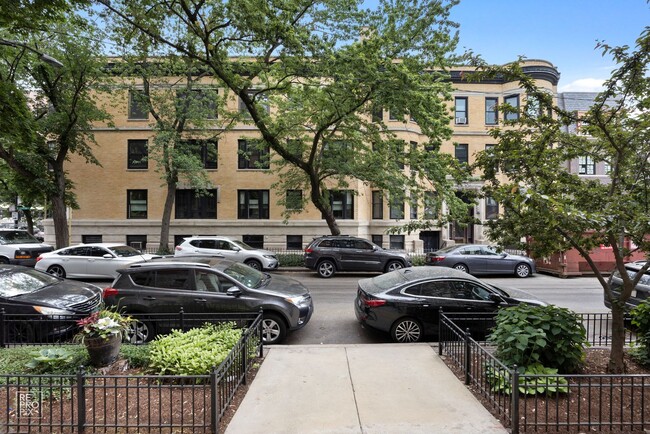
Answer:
439;312;649;433
0;311;263;432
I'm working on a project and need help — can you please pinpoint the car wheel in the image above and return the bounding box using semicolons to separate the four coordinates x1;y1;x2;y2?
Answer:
317;260;336;278
6;322;35;344
385;260;404;273
453;263;469;274
390;318;422;343
261;313;287;344
244;259;262;271
47;265;66;278
0;257;9;264
515;263;532;278
125;319;155;344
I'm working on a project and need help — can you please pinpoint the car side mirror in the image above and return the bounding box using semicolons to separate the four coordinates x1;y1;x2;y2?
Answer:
103;254;113;259
488;293;503;303
226;287;242;297
500;253;508;258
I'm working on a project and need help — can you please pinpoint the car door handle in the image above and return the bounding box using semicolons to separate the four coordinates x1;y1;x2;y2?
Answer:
422;305;430;307
143;296;156;300
194;298;207;302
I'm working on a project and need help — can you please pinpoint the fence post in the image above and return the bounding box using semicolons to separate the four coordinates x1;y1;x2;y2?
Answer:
511;365;519;434
179;307;185;331
241;333;248;386
464;328;471;385
210;366;218;434
77;366;86;433
0;308;5;348
258;308;264;358
438;308;443;356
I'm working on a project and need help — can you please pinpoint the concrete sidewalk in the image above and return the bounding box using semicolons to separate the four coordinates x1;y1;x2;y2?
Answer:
225;344;508;434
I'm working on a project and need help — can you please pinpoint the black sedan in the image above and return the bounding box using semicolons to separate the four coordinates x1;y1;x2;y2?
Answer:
103;258;313;344
354;266;545;343
0;265;103;343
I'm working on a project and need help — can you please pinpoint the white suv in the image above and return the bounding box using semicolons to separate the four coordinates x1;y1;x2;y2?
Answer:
0;229;53;266
174;236;279;271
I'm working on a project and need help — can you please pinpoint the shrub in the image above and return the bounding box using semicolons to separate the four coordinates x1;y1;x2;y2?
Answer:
630;299;650;366
276;251;305;267
486;363;568;396
489;304;588;373
148;323;243;376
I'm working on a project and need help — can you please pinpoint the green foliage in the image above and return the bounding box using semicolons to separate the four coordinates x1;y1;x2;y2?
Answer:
486;363;568;396
276;251;305;267
119;344;151;369
489;304;587;373
630;299;650;366
148;323;243;376
25;348;75;372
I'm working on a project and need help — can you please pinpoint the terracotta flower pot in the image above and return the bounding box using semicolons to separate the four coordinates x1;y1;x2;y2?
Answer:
84;332;122;367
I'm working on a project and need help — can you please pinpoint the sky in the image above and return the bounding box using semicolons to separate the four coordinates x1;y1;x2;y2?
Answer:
448;0;650;92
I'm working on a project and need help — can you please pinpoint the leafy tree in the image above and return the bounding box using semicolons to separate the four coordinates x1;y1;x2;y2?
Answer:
0;19;111;248
97;0;470;235
471;28;650;373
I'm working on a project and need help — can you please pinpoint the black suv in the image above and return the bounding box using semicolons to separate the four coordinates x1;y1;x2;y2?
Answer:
304;236;412;278
103;258;313;344
604;261;650;311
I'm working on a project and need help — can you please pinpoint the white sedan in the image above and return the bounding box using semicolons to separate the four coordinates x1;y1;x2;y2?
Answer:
35;243;158;279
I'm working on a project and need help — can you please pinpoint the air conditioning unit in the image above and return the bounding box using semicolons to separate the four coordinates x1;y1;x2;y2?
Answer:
455;117;467;124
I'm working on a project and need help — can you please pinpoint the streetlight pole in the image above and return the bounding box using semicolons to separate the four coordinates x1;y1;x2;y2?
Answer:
0;39;64;68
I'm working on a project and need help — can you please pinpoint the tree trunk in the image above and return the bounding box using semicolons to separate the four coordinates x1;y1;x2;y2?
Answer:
308;174;340;235
158;181;176;254
607;304;627;373
50;193;69;249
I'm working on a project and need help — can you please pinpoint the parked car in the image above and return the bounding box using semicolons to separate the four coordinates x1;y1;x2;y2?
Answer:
604;261;650;311
0;229;53;267
354;266;545;343
0;264;103;343
304;235;412;278
103;258;313;344
35;243;158;279
174;236;279;271
425;244;535;278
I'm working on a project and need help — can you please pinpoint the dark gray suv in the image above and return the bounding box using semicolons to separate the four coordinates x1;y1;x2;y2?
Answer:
103;258;313;344
604;261;650;311
304;236;411;278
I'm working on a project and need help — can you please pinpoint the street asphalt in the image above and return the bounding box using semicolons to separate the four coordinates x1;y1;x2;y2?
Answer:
225;343;508;434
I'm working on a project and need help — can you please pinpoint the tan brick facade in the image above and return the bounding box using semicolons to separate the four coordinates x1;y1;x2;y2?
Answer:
45;60;559;252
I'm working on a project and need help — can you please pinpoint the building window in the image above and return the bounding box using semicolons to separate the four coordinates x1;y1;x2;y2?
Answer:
127;140;148;170
238;139;270;169
238;190;270;219
504;95;520;121
239;89;269;117
127;190;148;219
526;95;541;118
578;156;595;175
327;190;354;220
485;97;498;125
287;235;303;250
128;90;148;120
181;139;218;169
410;201;418;219
371;235;383;247
372;104;383;123
176;88;217;119
388;107;399;121
82;235;102;244
126;235;147;251
243;235;264;248
175;189;217;219
455;144;469;164
286;190;302;211
389;198;404;220
485;197;499;220
389;235;405;250
604;162;611;175
455;97;468;125
423;191;439;219
372;191;383;219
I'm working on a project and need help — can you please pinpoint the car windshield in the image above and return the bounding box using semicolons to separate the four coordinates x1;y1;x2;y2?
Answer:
369;271;408;292
0;230;40;245
231;240;255;251
0;269;60;298
434;245;461;254
108;245;142;257
222;262;264;288
622;267;650;285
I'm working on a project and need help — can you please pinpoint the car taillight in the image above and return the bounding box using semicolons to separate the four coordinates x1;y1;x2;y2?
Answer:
427;255;445;263
36;255;43;262
103;287;119;298
304;248;313;253
365;299;386;307
175;246;182;251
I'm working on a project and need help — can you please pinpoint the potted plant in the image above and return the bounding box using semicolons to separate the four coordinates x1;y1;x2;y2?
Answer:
76;309;133;367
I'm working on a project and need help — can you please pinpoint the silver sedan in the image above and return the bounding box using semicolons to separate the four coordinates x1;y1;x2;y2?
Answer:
425;244;536;278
